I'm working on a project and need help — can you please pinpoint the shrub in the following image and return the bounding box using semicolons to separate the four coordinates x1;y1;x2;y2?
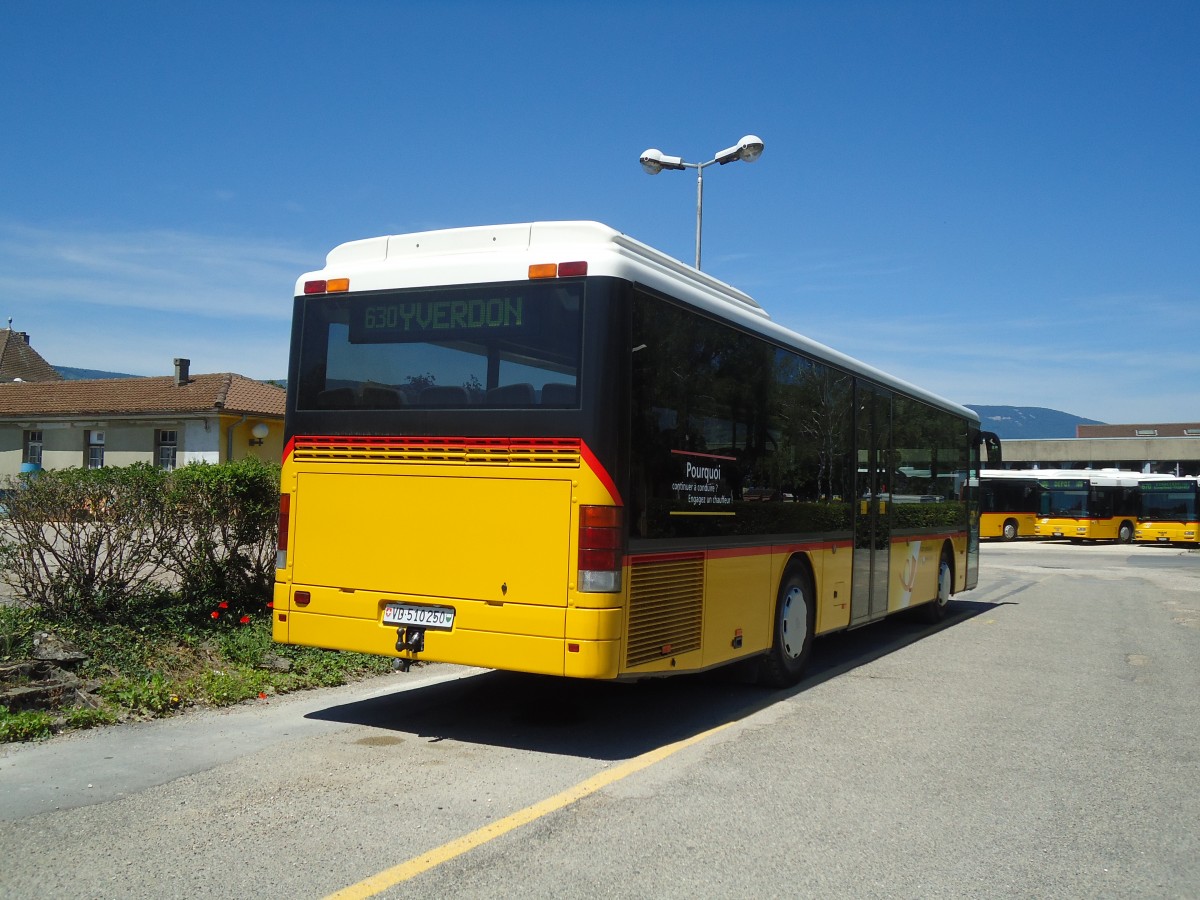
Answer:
0;460;281;628
0;706;54;742
161;459;280;620
0;465;171;622
0;605;38;660
64;704;118;730
98;673;182;716
197;668;271;706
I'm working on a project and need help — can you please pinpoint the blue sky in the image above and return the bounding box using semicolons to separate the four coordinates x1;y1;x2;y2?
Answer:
2;1;1197;424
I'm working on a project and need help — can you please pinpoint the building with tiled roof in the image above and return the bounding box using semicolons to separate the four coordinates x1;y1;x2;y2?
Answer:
0;328;63;383
0;358;285;475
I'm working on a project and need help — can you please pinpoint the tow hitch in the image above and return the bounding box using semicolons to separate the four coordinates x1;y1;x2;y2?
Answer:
393;626;425;672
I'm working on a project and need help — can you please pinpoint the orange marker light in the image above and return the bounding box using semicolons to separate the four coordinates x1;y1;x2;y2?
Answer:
528;263;558;279
326;278;350;292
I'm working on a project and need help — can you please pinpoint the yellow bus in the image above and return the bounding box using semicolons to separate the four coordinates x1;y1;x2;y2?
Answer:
1135;477;1200;545
979;470;1045;540
273;222;993;685
1032;470;1171;543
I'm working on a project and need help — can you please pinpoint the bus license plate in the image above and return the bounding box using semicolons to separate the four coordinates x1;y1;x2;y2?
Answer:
382;604;455;630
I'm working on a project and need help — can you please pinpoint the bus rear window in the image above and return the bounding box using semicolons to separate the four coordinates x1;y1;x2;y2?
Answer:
295;282;583;410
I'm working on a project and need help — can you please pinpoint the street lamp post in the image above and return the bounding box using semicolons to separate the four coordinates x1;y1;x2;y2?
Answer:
639;135;764;270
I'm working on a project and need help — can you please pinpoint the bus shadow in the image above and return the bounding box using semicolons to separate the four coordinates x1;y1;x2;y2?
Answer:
305;599;1000;761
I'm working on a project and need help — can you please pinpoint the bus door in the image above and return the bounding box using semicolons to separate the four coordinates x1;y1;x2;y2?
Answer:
852;385;891;625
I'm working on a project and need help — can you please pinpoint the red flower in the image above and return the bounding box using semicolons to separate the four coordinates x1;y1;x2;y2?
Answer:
267;601;274;609
211;611;220;619
218;601;229;609
239;615;251;624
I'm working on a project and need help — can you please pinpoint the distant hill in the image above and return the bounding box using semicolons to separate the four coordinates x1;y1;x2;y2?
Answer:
966;406;1104;440
55;366;137;380
54;366;287;385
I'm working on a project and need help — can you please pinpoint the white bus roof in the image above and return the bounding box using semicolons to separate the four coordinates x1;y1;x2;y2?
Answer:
982;469;1179;486
301;221;978;424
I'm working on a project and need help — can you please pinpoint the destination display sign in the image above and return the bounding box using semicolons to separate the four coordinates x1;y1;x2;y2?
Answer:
347;283;580;345
351;296;527;343
1139;481;1190;493
1041;479;1088;489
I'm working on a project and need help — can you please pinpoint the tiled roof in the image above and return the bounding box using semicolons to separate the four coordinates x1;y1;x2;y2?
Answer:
0;330;64;383
0;373;285;419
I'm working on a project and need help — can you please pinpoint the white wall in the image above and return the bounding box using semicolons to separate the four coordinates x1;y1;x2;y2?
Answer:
0;417;224;475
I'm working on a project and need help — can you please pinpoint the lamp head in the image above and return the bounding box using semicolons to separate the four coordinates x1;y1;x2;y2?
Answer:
639;148;686;174
715;134;765;165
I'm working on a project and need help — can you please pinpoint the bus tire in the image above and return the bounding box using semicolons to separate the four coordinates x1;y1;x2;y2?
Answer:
760;562;815;688
1118;521;1134;543
918;547;954;623
1002;519;1019;541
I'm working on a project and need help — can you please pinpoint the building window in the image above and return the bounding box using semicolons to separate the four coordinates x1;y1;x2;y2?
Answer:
22;430;43;467
86;430;105;469
156;430;178;470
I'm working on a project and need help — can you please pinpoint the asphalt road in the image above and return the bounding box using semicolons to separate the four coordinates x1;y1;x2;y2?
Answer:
2;541;1198;899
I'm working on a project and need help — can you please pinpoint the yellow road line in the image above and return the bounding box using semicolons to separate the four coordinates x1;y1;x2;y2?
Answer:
326;719;736;898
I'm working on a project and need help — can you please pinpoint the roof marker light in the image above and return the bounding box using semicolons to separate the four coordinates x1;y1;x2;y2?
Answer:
558;261;588;277
303;278;351;294
528;263;557;279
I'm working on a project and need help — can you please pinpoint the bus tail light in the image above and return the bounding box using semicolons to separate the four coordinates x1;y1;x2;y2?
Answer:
578;505;623;593
276;494;290;569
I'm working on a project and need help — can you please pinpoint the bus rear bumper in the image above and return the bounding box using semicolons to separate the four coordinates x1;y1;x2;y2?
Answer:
272;582;622;679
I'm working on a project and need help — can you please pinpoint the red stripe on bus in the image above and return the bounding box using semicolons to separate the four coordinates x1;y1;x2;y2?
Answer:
768;539;852;555
669;448;738;462
289;435;582;450
627;540;851;566
579;440;624;507
626;550;707;565
282;434;624;505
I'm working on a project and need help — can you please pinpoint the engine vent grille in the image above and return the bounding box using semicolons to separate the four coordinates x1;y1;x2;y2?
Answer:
625;554;704;668
291;436;581;467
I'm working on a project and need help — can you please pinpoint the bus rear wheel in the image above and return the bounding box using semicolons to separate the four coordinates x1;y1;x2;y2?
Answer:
918;548;954;623
1002;519;1018;541
760;563;815;688
1118;521;1134;543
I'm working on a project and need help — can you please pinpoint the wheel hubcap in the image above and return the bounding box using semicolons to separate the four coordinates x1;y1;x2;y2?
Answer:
781;586;808;658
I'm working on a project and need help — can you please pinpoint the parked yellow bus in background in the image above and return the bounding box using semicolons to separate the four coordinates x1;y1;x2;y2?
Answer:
1033;470;1172;543
1135;477;1200;545
979;470;1045;540
273;222;994;686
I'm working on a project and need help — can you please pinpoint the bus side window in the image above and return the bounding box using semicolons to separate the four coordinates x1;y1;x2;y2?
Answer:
361;386;404;408
420;386;471;407
317;387;357;409
541;383;577;406
486;383;536;407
